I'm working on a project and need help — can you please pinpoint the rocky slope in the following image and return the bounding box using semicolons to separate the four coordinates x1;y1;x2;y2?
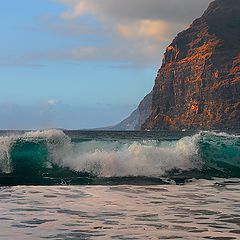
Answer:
141;0;240;130
108;92;152;130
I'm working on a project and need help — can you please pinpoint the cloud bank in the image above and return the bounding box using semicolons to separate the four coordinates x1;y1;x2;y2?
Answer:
0;0;212;68
56;0;211;22
34;0;211;67
0;102;136;129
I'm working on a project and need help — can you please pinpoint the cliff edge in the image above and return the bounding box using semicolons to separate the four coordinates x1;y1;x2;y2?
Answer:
142;0;240;130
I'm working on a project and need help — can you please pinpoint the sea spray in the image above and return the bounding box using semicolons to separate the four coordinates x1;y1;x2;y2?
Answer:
60;136;200;177
0;130;239;185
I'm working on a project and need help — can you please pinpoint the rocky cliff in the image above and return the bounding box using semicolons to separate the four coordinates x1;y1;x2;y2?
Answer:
108;92;152;130
142;0;240;130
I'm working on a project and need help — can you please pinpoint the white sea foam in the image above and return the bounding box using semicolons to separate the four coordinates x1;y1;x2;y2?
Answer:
55;137;200;177
200;130;240;138
0;129;202;177
44;130;202;177
0;136;13;173
0;129;69;173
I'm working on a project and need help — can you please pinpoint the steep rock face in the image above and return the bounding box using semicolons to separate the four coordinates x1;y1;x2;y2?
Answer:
143;0;240;130
135;91;153;130
109;92;152;130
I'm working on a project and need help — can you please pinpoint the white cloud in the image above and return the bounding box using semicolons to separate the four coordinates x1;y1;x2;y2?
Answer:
47;99;59;106
117;20;186;42
59;0;96;19
25;0;212;68
55;0;212;23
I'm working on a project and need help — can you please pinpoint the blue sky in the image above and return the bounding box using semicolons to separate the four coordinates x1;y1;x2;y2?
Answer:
0;0;211;129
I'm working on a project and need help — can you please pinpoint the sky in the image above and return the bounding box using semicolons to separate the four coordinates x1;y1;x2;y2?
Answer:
0;0;212;129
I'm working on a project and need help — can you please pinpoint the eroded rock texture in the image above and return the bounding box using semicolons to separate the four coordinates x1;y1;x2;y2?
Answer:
142;0;240;130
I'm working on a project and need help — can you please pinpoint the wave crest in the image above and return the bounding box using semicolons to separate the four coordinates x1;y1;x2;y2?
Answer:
60;136;200;177
0;130;239;185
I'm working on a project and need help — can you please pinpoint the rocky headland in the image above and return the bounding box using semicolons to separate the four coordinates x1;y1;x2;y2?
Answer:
115;0;239;131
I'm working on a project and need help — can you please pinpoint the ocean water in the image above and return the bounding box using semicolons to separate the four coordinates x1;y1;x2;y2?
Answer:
0;130;239;239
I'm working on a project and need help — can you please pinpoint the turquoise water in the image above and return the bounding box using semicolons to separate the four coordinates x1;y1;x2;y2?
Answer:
0;130;239;185
0;130;239;239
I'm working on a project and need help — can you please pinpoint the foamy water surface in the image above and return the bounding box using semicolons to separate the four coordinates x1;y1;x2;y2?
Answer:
0;179;240;240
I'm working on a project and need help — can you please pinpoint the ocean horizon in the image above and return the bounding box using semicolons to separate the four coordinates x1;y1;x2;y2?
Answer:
1;0;239;239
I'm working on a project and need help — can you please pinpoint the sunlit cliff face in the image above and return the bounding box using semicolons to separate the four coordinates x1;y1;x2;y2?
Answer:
142;0;240;130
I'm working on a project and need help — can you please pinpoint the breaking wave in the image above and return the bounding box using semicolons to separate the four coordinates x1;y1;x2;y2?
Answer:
0;130;239;185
